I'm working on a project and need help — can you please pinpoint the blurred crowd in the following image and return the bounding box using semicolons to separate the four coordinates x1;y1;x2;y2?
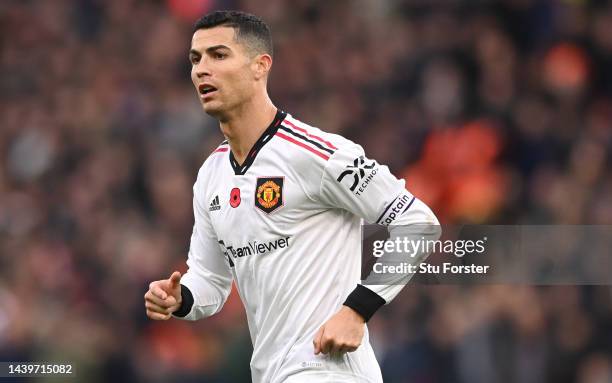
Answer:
0;0;611;382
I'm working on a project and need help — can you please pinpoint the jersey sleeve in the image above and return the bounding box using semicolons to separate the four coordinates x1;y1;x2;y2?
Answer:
318;141;429;225
318;141;440;321
173;169;233;321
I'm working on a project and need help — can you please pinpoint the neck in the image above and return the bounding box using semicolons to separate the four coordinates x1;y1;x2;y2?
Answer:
219;94;277;165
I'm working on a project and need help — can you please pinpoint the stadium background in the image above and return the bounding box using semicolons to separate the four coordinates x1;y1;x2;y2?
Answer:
1;0;611;382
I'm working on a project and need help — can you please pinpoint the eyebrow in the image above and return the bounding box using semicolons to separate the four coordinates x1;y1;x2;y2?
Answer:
189;45;231;56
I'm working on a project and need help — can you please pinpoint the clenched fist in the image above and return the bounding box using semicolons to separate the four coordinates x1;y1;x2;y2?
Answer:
313;306;365;355
144;271;182;320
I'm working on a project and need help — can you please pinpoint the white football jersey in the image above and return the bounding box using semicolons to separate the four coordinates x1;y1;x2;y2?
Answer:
174;110;439;383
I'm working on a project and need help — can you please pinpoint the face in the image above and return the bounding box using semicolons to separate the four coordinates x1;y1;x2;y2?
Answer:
189;26;262;118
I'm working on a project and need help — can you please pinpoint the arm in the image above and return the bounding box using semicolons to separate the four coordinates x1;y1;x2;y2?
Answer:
344;198;440;321
314;141;440;354
144;169;233;321
173;171;234;321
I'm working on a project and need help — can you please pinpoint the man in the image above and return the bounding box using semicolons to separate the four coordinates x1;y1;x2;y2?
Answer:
144;10;439;383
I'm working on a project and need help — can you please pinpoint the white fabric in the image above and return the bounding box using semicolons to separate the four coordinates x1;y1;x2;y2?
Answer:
177;113;439;383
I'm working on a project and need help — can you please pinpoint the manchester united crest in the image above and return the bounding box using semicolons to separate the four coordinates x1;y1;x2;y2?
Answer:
255;177;284;214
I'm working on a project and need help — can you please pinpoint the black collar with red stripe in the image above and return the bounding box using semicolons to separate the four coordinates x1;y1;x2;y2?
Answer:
229;109;287;175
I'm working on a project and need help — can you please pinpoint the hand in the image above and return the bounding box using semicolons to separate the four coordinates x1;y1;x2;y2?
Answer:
144;271;182;320
313;306;365;355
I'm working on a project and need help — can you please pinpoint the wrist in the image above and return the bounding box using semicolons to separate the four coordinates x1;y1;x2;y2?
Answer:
342;305;366;324
172;284;194;317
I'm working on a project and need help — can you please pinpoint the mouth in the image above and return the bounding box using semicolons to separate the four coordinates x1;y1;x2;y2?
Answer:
198;84;218;97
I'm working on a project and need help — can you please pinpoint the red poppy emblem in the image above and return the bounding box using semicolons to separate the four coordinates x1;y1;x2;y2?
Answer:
230;188;241;208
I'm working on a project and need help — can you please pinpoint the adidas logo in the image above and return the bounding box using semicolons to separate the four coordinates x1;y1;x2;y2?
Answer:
209;195;221;211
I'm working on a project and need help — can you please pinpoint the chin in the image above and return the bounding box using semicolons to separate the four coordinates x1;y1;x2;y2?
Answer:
202;102;224;117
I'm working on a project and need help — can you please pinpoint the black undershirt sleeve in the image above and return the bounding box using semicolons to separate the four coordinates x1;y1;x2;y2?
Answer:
343;284;386;322
172;284;194;318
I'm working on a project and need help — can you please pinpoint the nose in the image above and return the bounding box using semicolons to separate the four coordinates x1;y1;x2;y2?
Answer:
194;59;211;78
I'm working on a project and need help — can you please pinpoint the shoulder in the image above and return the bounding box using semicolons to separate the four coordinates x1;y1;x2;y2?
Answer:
200;140;229;170
272;114;369;198
195;140;229;190
275;113;361;164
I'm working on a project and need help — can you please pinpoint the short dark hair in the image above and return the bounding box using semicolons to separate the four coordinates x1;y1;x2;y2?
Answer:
193;11;273;57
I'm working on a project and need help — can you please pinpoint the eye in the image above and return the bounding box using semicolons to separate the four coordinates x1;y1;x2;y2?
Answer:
214;52;226;60
189;55;200;65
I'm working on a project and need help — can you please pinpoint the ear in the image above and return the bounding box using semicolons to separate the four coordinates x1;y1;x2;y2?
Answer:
252;53;272;81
